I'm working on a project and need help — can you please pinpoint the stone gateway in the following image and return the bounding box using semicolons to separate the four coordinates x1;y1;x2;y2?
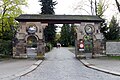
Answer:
14;14;104;59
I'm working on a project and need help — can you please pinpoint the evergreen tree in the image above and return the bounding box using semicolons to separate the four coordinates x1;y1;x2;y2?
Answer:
105;16;119;40
60;24;70;47
39;0;57;45
39;0;57;14
69;24;76;46
44;24;57;44
60;24;76;47
100;22;108;39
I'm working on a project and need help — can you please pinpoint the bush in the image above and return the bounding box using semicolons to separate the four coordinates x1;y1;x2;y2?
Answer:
0;40;12;56
45;43;53;52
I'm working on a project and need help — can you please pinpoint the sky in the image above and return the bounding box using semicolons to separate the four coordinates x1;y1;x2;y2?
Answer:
22;0;79;14
22;0;120;23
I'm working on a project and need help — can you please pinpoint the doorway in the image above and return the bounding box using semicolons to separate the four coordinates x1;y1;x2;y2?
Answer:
26;36;37;58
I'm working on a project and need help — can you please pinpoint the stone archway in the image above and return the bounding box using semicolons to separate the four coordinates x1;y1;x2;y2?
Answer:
14;14;104;59
26;36;38;47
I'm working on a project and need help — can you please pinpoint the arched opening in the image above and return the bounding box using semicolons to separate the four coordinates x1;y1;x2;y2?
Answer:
26;36;38;58
27;36;37;48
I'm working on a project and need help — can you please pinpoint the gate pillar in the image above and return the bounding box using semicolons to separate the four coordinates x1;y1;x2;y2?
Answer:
36;40;45;59
13;22;47;59
13;40;27;58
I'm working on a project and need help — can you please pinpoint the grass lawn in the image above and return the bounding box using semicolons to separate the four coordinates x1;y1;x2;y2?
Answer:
98;56;120;60
107;56;120;60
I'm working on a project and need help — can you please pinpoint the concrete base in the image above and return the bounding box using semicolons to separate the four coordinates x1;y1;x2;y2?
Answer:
36;54;45;60
85;53;92;59
76;55;86;59
13;53;28;59
13;56;28;59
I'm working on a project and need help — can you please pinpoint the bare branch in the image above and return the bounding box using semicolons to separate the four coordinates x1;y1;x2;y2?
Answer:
115;0;120;12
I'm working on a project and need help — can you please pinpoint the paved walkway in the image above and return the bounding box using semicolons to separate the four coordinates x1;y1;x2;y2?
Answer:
14;47;120;80
0;59;42;80
69;47;120;76
1;47;120;80
81;58;120;76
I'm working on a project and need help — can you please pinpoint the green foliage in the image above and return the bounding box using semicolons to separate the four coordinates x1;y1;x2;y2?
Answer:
0;0;27;56
84;35;93;52
39;0;57;14
69;24;76;46
39;0;57;46
97;0;108;17
100;22;108;38
96;0;110;40
109;56;120;60
0;0;27;17
105;16;119;40
60;24;76;47
45;43;53;52
44;24;57;45
0;0;27;40
0;40;12;55
60;24;70;47
55;33;61;42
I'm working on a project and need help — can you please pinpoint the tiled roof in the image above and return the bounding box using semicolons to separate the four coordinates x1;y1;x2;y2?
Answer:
16;14;104;23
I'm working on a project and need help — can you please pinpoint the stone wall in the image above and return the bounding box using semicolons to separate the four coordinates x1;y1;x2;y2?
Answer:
106;42;120;55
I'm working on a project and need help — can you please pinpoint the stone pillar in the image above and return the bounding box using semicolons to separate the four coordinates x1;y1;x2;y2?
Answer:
13;40;27;58
36;40;45;59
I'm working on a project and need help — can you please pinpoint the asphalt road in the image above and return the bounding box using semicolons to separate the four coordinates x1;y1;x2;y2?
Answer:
14;47;120;80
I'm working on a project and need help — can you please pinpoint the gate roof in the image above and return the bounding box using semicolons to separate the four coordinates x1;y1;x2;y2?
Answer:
16;14;104;23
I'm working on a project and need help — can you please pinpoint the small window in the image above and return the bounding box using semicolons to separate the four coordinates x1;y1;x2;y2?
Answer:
96;30;99;33
39;29;42;33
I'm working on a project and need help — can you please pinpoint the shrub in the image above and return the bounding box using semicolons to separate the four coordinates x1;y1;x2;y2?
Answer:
45;43;53;52
0;40;12;56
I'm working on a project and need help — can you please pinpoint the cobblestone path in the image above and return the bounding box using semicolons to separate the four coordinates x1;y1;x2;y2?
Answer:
14;47;120;80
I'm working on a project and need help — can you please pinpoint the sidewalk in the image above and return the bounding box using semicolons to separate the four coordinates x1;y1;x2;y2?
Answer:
0;59;42;80
80;58;120;76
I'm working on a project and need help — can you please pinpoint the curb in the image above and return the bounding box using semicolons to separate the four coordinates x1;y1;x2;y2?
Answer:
2;60;43;80
80;59;120;76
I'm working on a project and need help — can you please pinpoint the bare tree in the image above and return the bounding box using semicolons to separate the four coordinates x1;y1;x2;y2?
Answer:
73;0;109;16
90;0;94;15
115;0;120;12
95;0;97;15
73;0;94;15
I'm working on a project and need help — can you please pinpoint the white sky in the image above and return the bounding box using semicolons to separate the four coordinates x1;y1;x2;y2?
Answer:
22;0;79;14
22;0;120;22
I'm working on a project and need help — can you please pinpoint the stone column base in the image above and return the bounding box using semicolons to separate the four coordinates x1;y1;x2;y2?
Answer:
13;54;28;59
85;53;92;59
36;53;45;59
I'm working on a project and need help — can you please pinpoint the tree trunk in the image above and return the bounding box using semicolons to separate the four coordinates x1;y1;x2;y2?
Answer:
90;0;94;15
95;0;97;15
115;0;120;12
